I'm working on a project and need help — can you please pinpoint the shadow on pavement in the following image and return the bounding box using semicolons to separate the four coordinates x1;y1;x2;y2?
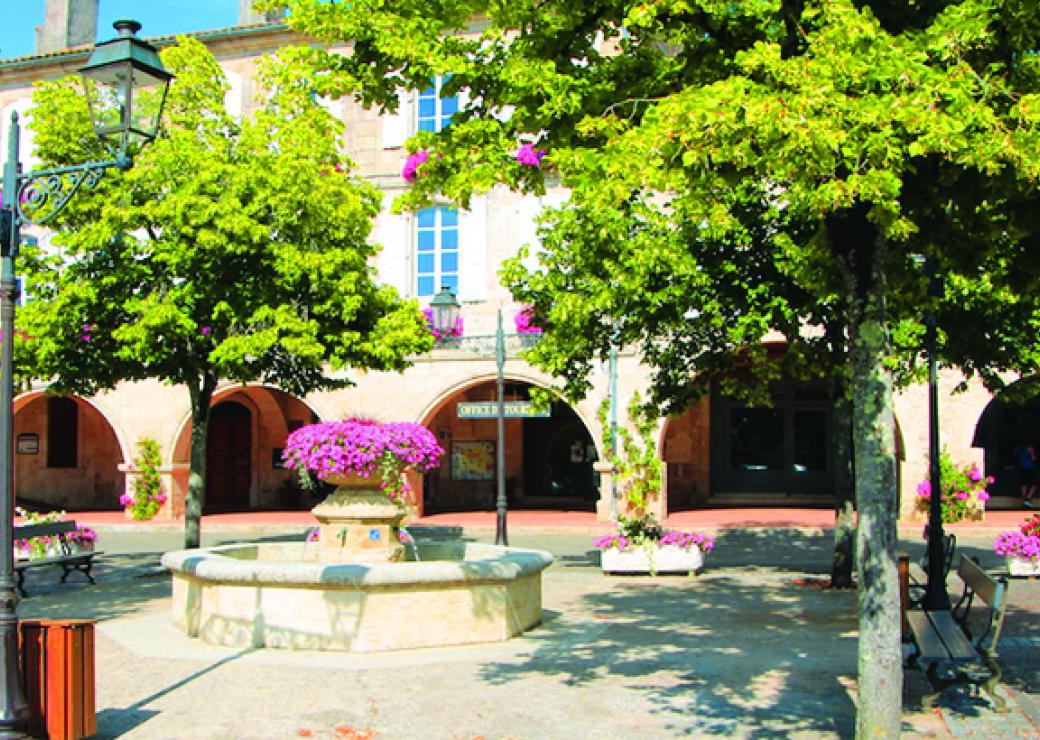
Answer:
476;574;878;736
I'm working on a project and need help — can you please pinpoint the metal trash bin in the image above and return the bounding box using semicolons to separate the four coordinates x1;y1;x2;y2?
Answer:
20;619;96;740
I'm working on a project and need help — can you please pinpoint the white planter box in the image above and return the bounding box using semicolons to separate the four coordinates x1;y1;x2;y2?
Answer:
1006;555;1040;577
600;544;705;575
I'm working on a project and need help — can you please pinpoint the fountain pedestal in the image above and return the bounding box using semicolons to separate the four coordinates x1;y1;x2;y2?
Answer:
310;475;406;564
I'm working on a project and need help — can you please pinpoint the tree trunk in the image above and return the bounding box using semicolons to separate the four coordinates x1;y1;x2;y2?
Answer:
843;225;902;738
831;386;855;589
184;374;217;549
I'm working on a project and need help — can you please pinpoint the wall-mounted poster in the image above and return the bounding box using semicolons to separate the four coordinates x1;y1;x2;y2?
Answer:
451;441;495;481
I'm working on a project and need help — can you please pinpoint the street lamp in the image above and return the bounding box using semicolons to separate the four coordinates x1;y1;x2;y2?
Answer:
431;288;537;546
0;20;170;732
921;255;951;611
607;340;619;522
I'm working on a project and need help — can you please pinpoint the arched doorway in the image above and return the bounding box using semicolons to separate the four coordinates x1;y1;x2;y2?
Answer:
973;392;1040;507
420;379;598;514
13;393;126;511
205;402;253;512
173;386;322;512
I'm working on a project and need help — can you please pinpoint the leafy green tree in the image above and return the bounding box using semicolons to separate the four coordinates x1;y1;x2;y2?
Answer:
268;1;1040;734
22;37;431;548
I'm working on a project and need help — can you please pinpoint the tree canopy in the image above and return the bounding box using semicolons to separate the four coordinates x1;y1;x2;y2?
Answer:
267;1;1040;734
22;37;431;546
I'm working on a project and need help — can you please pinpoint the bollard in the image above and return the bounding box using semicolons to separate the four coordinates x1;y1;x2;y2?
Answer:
20;619;96;740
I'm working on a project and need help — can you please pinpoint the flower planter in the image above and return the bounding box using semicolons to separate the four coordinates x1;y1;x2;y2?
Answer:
600;543;705;575
65;542;95;557
1006;555;1040;577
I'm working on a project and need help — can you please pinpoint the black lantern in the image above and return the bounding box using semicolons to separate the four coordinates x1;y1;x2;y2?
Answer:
80;20;172;157
429;286;461;337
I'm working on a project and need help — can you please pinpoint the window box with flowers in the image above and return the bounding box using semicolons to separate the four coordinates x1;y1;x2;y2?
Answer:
64;526;98;556
994;514;1040;576
14;508;65;560
13;509;97;560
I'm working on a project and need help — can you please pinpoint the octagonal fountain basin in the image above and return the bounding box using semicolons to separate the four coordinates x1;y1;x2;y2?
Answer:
161;541;553;653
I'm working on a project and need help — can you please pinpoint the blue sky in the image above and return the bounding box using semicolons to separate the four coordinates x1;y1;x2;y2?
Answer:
2;1;240;60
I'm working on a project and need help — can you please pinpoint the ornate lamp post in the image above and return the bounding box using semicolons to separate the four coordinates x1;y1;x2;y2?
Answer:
0;20;170;733
430;288;539;546
921;255;951;611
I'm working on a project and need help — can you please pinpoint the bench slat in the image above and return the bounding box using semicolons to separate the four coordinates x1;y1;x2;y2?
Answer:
926;610;977;660
907;611;948;659
13;521;77;539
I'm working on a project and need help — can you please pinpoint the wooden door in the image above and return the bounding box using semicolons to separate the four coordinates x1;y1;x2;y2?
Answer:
206;402;252;512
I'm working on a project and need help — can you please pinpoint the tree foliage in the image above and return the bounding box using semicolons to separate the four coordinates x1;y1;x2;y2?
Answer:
268;2;1040;734
22;37;431;546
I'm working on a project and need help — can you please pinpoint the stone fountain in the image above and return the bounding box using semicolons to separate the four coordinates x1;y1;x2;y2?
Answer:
161;474;553;653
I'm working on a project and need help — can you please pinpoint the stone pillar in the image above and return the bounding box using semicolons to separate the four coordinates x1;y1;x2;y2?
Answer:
593;461;615;522
35;0;98;55
239;0;286;24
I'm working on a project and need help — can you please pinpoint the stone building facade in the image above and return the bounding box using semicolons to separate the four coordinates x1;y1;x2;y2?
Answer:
0;1;1028;522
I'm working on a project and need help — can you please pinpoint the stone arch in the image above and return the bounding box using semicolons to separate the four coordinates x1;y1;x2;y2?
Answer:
13;390;128;510
169;384;325;511
417;374;600;515
416;372;600;451
971;384;1040;504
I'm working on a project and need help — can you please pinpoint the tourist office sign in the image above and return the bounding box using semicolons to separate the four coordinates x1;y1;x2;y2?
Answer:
456;401;550;419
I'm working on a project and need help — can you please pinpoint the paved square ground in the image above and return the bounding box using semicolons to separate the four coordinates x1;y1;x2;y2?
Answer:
12;527;1040;738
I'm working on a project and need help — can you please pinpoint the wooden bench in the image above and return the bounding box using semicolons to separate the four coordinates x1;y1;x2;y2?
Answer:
906;556;1010;711
13;521;102;597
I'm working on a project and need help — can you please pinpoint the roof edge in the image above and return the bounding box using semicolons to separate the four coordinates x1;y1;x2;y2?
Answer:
0;21;294;71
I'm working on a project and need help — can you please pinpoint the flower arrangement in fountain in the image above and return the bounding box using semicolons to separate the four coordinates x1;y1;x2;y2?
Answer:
914;451;991;525
994;514;1040;562
282;419;444;499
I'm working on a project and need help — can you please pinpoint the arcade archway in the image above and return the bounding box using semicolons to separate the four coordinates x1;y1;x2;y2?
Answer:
13;393;126;511
420;379;598;514
973;390;1040;508
172;385;322;512
664;380;837;512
